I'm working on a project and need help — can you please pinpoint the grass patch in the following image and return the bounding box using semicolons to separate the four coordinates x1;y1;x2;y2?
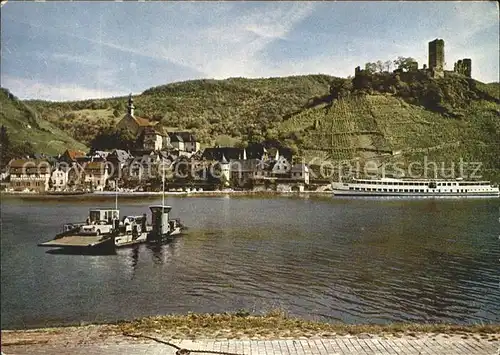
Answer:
110;311;500;339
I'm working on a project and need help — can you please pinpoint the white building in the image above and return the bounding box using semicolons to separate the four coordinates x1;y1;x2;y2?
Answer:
168;132;200;153
8;159;51;193
50;165;71;191
290;164;310;185
83;161;110;191
220;154;230;186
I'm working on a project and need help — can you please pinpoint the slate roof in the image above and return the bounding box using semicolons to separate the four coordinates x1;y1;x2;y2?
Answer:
109;149;132;162
202;147;243;161
168;131;197;143
9;159;51;172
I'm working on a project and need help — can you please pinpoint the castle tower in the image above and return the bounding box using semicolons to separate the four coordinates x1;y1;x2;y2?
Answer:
127;93;135;116
428;39;445;78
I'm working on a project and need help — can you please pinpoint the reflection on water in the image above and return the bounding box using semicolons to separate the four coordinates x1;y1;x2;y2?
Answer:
1;195;499;329
131;245;139;269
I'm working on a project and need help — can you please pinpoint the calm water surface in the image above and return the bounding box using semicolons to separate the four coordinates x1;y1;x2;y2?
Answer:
1;195;499;329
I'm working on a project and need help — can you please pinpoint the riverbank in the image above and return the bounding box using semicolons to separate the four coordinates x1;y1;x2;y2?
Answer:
3;312;499;339
0;190;333;199
2;313;499;354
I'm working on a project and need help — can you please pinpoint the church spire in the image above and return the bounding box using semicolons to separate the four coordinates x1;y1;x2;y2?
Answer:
127;93;135;116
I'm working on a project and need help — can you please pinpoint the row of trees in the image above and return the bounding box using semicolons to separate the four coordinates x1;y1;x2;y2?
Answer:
365;57;417;74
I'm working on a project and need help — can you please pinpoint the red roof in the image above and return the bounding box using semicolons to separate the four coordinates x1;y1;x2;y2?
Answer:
66;150;87;161
133;116;156;127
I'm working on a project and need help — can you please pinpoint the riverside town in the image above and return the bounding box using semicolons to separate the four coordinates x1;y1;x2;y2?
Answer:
0;39;498;195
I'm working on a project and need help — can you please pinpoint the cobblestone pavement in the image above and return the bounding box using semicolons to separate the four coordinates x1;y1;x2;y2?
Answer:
2;334;499;355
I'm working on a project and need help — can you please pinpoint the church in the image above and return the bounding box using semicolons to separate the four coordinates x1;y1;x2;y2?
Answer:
116;94;156;136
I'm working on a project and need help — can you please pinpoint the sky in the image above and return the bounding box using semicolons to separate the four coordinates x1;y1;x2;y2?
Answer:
1;1;498;101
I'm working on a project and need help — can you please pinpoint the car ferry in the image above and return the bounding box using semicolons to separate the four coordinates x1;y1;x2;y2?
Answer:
39;206;184;250
331;178;500;197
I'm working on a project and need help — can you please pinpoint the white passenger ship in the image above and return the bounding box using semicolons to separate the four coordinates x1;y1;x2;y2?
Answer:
331;178;499;197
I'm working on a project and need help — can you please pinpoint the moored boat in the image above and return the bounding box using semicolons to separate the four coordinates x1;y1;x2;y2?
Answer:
332;178;500;197
147;205;184;243
39;206;185;250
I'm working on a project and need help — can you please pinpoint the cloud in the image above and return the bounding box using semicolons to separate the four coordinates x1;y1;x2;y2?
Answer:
49;52;103;67
144;2;317;78
2;76;124;101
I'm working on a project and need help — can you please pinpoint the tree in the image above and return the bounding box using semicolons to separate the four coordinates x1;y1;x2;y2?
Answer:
384;60;393;72
90;127;136;151
17;142;35;158
48;176;54;190
365;60;389;74
393;56;417;72
364;62;377;74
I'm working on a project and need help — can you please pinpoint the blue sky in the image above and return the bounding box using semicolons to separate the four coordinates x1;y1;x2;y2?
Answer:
1;1;498;101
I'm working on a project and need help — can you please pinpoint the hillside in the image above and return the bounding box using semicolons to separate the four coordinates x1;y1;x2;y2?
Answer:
18;73;500;181
0;88;87;157
26;75;334;146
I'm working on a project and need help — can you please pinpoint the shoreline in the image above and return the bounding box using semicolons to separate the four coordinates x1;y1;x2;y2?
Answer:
3;314;499;354
2;312;499;339
0;190;333;199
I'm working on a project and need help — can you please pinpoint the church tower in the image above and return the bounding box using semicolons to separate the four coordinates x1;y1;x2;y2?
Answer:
127;93;135;116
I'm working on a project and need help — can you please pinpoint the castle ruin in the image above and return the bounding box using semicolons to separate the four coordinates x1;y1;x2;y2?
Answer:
454;58;472;78
353;38;472;80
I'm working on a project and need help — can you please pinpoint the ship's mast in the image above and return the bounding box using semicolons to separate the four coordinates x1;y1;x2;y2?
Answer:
115;178;118;210
162;160;165;207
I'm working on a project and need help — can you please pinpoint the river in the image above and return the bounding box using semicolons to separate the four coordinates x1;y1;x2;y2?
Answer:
1;194;499;329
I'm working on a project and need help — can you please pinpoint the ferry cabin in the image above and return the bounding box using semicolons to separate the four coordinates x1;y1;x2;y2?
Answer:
334;179;499;196
88;209;119;223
